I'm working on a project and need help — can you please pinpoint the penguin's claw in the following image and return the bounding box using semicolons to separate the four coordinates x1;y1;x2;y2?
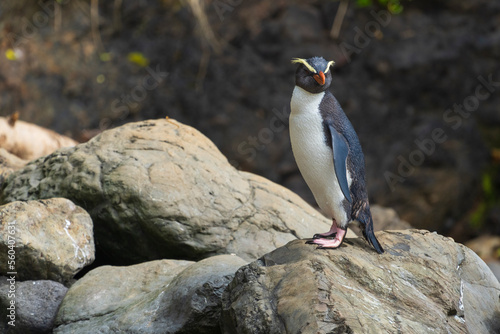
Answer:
306;228;347;249
312;232;337;239
305;240;330;248
307;238;343;249
312;221;339;239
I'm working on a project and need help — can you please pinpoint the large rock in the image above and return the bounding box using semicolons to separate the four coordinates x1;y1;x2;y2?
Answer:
54;254;246;333
465;235;500;282
1;119;336;263
221;230;500;334
370;205;413;231
0;278;68;334
0;198;95;284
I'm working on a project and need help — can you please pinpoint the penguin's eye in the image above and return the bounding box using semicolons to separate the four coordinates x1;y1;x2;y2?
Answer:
303;69;315;76
307;69;316;75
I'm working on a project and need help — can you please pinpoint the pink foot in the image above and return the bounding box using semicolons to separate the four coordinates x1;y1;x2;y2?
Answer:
313;219;339;239
306;228;347;249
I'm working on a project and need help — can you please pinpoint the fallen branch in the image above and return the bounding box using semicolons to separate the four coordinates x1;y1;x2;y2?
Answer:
0;113;78;161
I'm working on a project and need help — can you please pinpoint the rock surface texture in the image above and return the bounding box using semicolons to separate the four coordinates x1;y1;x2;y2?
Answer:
54;255;246;334
0;198;95;283
1;119;335;263
221;230;500;334
0;279;68;334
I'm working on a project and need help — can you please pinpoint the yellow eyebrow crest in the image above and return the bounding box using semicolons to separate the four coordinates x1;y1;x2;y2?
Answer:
291;58;317;73
324;60;335;73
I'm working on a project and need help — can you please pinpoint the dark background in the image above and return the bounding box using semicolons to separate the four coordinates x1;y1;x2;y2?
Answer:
1;0;499;243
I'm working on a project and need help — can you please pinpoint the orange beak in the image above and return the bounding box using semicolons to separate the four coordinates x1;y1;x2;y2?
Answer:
313;71;325;85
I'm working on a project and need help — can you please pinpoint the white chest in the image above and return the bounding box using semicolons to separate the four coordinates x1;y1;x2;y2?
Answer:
289;86;351;225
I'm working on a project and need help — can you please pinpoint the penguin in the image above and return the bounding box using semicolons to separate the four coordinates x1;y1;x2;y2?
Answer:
289;56;384;254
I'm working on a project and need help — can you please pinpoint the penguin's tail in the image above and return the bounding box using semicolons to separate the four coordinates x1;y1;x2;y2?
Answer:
358;213;384;254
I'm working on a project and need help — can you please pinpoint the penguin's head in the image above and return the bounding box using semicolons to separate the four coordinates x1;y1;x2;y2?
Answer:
292;57;335;94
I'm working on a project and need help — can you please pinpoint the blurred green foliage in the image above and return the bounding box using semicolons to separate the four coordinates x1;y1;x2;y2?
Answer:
127;52;150;67
356;0;404;14
470;165;500;228
100;52;112;62
5;49;17;61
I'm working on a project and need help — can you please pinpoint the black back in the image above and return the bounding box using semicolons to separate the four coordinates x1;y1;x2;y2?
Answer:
319;91;369;217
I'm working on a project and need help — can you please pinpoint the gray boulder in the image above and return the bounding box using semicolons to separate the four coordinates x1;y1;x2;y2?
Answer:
370;205;412;231
221;229;500;334
0;198;95;284
54;254;246;333
0;278;68;334
1;119;336;263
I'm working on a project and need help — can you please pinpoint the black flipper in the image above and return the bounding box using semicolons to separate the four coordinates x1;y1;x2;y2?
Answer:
328;124;352;203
